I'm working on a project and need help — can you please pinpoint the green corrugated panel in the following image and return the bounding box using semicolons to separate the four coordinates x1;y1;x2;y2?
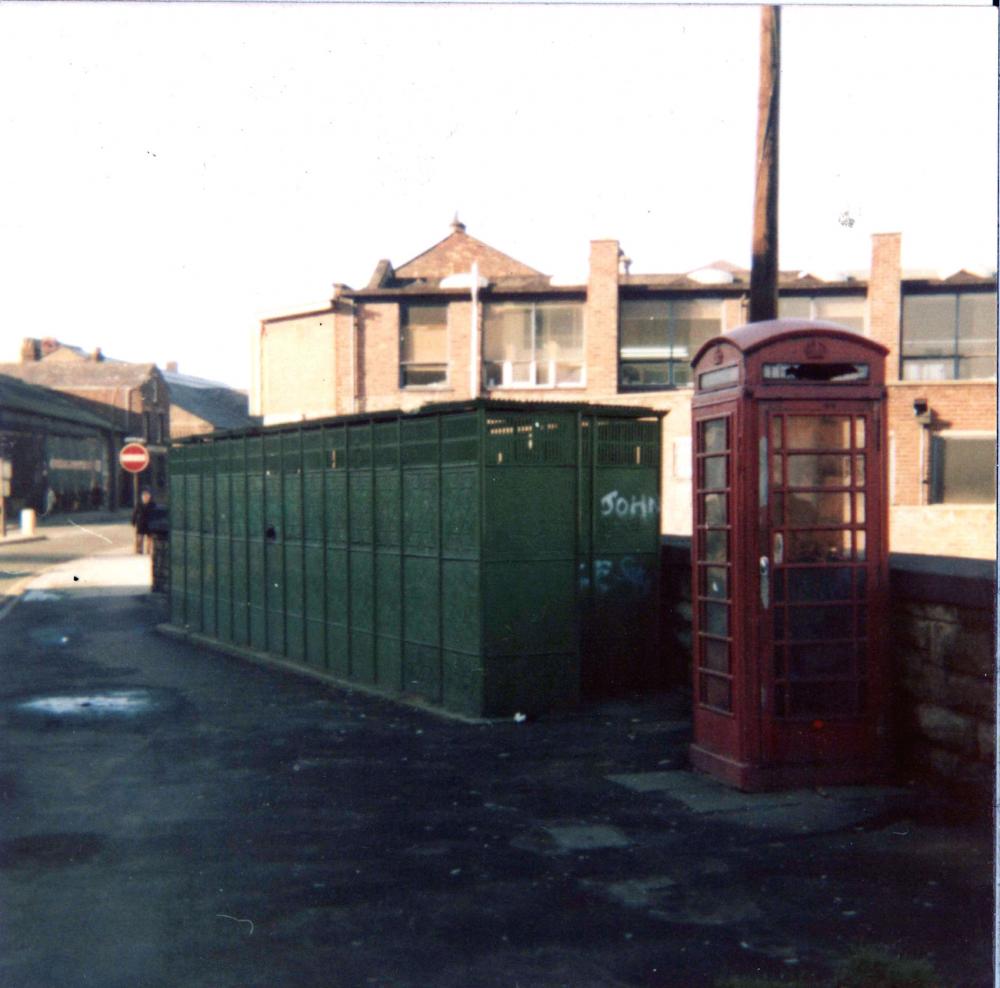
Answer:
231;537;249;647
303;543;325;668
349;549;375;683
186;532;203;633
265;541;285;655
248;540;266;651
348;422;372;469
324;472;347;544
442;468;479;557
202;534;217;638
325;546;349;677
374;551;402;689
349;471;373;545
216;538;233;643
374;471;400;547
169;400;662;719
284;541;305;662
402;471;438;553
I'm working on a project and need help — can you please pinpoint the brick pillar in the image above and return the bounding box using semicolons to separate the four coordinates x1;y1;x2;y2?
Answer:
586;240;620;397
869;233;902;381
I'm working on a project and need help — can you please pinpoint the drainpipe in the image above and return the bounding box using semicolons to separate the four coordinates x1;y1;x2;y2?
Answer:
913;399;933;504
352;302;361;414
469;261;480;399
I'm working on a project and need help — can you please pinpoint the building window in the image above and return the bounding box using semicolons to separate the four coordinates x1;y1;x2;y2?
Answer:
400;304;448;387
619;298;722;389
901;290;997;381
930;433;996;504
483;302;584;388
142;411;151;439
778;293;866;333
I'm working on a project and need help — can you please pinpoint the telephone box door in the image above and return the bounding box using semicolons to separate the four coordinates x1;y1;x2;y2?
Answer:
756;402;887;770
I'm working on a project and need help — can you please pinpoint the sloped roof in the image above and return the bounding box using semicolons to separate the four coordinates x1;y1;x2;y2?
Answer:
163;371;257;431
0;373;116;431
391;221;544;282
0;360;158;389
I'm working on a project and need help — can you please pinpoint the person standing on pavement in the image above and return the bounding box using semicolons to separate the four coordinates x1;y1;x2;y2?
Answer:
132;488;156;555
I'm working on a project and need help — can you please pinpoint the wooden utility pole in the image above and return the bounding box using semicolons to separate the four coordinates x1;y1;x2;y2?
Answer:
749;5;781;323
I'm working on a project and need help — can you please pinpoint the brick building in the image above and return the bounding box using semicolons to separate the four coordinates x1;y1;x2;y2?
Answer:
0;339;171;506
253;221;997;558
162;364;258;439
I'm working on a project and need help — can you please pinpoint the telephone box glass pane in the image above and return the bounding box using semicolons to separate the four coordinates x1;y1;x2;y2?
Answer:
854;456;866;486
703;493;727;526
785;567;852;602
704;566;728;599
785;529;852;562
703;601;729;637
702;638;729;673
782;491;852;526
855;530;867;560
789;682;857;716
789;643;854;677
854;417;866;448
787;604;853;640
786;416;851;449
700;674;732;711
787;454;852;488
703;456;727;489
854;493;866;524
705;530;728;562
702;419;728;452
856;569;868;597
771;417;783;449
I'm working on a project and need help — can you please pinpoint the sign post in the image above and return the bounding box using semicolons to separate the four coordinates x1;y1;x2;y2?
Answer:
119;443;150;509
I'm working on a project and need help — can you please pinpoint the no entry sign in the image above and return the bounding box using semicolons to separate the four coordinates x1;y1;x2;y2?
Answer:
119;442;150;473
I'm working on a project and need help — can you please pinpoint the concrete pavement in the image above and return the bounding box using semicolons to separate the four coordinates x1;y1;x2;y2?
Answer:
0;539;992;987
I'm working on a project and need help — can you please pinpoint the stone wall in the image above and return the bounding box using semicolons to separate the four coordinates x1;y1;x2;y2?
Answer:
890;553;995;802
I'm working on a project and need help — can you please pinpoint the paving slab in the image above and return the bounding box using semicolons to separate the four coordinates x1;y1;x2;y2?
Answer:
608;769;915;834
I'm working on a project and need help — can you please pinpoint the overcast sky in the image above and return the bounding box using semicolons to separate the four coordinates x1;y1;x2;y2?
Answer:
0;3;995;389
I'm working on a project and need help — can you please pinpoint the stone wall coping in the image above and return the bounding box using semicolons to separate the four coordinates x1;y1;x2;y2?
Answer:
659;537;995;611
890;552;996;610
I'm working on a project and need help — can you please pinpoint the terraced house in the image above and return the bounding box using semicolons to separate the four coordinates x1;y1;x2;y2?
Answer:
252;220;997;558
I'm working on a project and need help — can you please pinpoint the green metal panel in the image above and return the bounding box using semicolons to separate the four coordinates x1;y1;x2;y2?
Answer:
169;445;188;626
265;541;285;655
442;468;479;557
284;541;305;662
375;550;402;688
304;543;326;668
186;532;203;632
248;539;266;651
349;548;375;683
167;400;662;719
402;471;439;553
325;546;349;677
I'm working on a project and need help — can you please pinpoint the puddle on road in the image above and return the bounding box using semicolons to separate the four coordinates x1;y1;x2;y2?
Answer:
22;590;65;603
18;690;153;717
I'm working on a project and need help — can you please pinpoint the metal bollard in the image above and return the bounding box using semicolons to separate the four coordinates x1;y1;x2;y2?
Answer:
20;509;36;536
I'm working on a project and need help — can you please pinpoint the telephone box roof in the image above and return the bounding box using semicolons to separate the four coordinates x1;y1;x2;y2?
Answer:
692;319;889;367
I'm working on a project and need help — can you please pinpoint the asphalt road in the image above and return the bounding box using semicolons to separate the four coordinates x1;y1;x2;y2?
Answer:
0;543;992;988
0;514;135;605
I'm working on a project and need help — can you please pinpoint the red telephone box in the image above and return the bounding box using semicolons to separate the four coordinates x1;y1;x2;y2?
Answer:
689;320;890;791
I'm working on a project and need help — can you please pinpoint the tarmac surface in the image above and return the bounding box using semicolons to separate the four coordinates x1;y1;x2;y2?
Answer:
0;526;993;987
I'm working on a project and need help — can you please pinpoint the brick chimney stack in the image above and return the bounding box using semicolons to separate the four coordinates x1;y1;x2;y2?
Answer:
20;338;40;362
166;361;178;373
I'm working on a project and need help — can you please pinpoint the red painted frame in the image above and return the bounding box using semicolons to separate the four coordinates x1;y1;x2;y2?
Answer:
689;320;890;791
